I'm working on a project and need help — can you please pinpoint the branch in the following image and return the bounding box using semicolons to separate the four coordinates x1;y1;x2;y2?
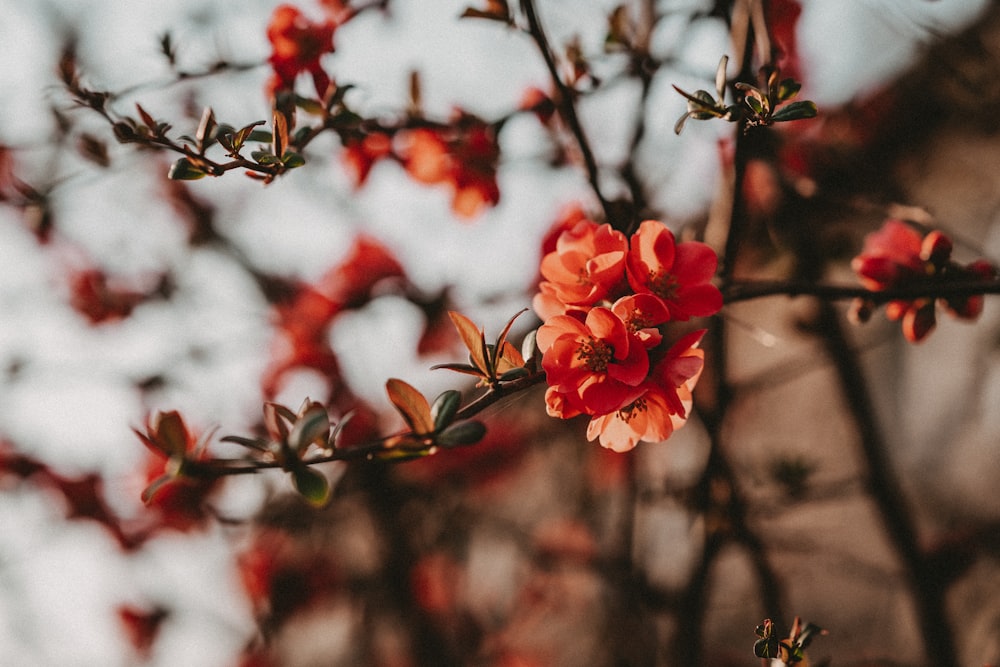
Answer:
723;278;1000;305
519;0;614;224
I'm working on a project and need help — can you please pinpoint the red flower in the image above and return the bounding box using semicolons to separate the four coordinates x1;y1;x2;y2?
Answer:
851;220;997;342
263;235;405;398
610;293;671;348
537;307;648;416
67;268;151;324
341;132;393;187
585;329;705;452
534;219;628;320
267;5;336;97
626;220;722;320
118;605;168;658
397;115;501;219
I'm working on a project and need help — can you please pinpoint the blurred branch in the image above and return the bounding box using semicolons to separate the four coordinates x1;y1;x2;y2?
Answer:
520;0;614;225
723;278;1000;304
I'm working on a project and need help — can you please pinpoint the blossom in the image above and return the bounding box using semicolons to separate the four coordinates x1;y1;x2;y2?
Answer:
610;293;671;348
851;219;997;342
263;235;405;397
67;267;151;324
585;329;705;452
266;5;336;97
341;132;393;187
626;220;722;320
397;115;501;218
537;307;648;416
535;219;628;316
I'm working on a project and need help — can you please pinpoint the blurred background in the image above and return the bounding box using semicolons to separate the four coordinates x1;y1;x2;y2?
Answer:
1;1;999;665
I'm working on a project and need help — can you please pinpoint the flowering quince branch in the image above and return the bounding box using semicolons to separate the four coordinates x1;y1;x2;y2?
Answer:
673;55;817;134
753;617;826;665
135;309;542;506
517;0;615;222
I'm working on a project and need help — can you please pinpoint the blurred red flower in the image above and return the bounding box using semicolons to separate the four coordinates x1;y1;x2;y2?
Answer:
267;5;336;98
852;219;996;342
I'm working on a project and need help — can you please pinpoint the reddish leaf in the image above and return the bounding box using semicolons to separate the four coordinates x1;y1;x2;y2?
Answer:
385;378;435;435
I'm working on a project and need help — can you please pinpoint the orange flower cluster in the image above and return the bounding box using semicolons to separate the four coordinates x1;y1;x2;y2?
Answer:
342;113;501;219
851;219;996;342
266;4;338;97
534;217;722;452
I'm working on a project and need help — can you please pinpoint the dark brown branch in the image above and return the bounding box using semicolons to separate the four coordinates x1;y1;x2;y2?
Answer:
520;0;614;224
723;278;1000;305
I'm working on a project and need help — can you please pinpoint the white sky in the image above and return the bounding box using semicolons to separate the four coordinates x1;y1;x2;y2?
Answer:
0;0;991;664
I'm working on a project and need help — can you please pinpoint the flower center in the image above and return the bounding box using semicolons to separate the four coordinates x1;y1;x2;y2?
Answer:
577;337;613;372
649;271;679;300
626;308;653;333
616;397;648;422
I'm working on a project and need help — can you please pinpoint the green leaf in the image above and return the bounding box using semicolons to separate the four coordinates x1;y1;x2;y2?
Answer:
247;129;273;143
436;420;486;447
251;150;279;165
430;390;462;432
153;411;189;456
744;94;765;116
772;100;818;122
291;465;330;506
777;78;801;102
498;367;529;381
167;157;207;180
281;151;305;169
288;404;330;452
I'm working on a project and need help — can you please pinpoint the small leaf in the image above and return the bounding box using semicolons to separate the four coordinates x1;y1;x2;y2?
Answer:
495;341;525;375
288;404;330;452
448;311;489;376
460;0;511;23
521;329;538;368
246;129;272;143
777;78;801;102
195;107;216;151
263;402;295;442
430;390;461;432
771;100;817;122
386;378;435;435
141;473;173;505
674;111;695;135
744;93;765;116
135;104;157;128
493;309;527;367
715;55;729;101
251;150;280;165
281;151;305;168
153;411;190;456
291;465;330;506
167;157;207;180
498;366;530;381
436;420;486;447
220;435;270;451
430;362;483;376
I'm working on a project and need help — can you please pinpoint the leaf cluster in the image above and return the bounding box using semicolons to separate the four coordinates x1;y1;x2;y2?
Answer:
674;56;817;134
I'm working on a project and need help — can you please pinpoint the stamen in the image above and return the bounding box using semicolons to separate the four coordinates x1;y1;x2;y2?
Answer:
577;338;613;372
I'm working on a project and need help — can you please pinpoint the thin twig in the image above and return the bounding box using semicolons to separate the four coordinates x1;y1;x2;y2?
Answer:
520;0;614;224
